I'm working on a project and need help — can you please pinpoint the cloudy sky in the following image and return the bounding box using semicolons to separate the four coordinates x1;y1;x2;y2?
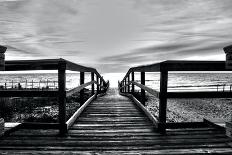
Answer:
0;0;232;72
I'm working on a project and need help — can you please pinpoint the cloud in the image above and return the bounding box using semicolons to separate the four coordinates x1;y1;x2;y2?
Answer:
100;38;231;67
0;0;232;72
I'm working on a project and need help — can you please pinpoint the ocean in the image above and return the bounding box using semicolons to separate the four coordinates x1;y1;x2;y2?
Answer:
1;72;232;92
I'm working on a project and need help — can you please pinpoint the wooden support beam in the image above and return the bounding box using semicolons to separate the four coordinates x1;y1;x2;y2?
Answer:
96;75;99;94
131;72;134;94
118;81;120;92
125;79;127;93
100;77;102;92
121;81;123;93
167;91;232;98
0;90;58;97
128;75;130;93
21;123;60;129
131;81;159;98
80;72;85;105
158;71;168;134
141;72;145;105
58;63;67;135
66;81;95;97
91;72;95;95
203;118;225;130
164;122;208;129
124;80;126;92
121;81;123;92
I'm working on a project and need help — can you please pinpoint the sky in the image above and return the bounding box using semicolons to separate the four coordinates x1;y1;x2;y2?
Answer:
0;0;232;73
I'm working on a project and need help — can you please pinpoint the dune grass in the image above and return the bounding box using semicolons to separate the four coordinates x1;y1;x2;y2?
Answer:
0;89;92;123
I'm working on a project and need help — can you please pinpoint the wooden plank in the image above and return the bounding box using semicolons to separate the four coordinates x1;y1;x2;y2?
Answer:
131;61;229;72
0;145;231;152
5;59;61;71
66;81;95;97
0;90;58;97
164;122;208;129
158;71;168;133
0;88;231;154
79;72;85;105
127;75;130;93
141;71;145;105
58;64;67;135
96;75;99;94
121;61;231;88
131;81;159;98
21;123;60;129
131;72;134;93
119;82;131;90
6;58;95;72
119;92;158;128
66;93;97;129
91;72;95;95
0;138;231;146
167;91;232;98
203;118;226;130
4;133;228;141
5;59;107;86
3;123;22;136
163;60;230;71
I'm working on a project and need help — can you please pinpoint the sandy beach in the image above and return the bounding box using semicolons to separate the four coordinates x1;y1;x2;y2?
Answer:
146;94;232;122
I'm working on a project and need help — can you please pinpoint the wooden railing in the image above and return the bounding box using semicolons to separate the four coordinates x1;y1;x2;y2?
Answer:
0;58;109;135
119;60;232;133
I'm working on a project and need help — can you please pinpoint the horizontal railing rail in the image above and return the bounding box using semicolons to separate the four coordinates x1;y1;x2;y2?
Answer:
0;58;109;135
119;60;232;134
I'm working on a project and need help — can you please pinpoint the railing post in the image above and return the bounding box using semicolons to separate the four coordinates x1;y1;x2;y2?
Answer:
58;62;67;135
131;72;134;94
80;72;85;105
121;81;123;93
91;72;95;95
100;77;102;92
141;72;145;105
128;75;130;93
158;70;168;134
125;78;127;93
97;75;99;94
122;80;123;92
124;80;126;93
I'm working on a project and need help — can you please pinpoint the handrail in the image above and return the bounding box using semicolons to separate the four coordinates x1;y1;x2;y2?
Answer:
66;81;96;97
5;58;107;85
0;58;109;135
131;81;160;98
121;60;230;82
66;93;97;129
66;80;108;97
119;60;232;134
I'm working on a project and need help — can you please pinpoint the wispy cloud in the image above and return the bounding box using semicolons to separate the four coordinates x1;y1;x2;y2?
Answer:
0;0;231;72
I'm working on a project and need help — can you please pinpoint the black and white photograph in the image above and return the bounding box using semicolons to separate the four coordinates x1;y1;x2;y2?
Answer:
0;0;232;154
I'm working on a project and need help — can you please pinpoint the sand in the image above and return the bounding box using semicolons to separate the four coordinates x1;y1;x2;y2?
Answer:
146;94;232;122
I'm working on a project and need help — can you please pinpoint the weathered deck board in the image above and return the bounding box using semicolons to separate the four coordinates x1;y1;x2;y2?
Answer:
0;88;232;154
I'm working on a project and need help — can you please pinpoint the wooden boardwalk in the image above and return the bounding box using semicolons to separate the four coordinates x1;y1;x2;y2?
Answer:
0;89;232;154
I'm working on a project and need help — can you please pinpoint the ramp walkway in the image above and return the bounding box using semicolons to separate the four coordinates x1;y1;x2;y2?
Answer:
0;89;231;154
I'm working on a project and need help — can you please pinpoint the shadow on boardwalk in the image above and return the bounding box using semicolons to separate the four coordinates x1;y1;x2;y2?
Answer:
0;88;231;154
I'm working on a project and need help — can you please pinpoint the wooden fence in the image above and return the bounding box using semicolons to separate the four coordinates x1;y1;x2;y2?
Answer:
0;58;109;135
119;60;232;133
